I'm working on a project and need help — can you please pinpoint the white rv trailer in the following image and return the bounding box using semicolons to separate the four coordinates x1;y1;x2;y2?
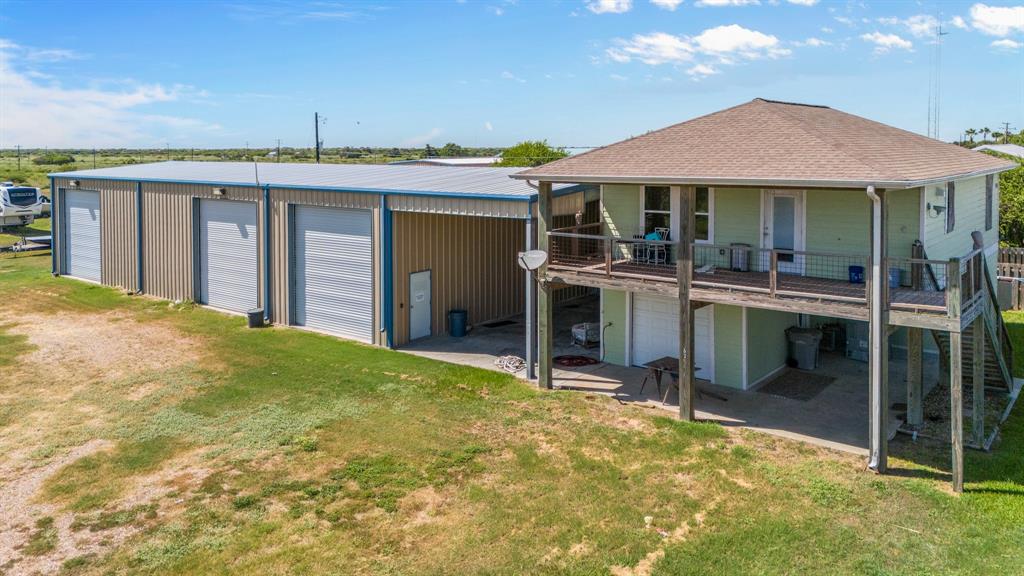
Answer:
0;182;42;227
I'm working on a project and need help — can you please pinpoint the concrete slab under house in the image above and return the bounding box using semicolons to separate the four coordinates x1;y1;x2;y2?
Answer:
49;98;1019;493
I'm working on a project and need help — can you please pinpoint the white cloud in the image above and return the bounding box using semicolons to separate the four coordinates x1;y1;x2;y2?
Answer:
686;63;719;79
401;127;443;147
489;6;504;16
484;121;494;131
992;38;1023;51
0;39;217;147
500;70;526;83
650;0;684;10
606;25;788;80
587;0;632;14
695;0;759;5
878;14;937;38
693;24;791;60
860;31;913;53
970;3;1024;36
787;0;818;5
950;15;968;30
820;26;834;33
794;37;830;47
609;73;630;81
607;31;694;64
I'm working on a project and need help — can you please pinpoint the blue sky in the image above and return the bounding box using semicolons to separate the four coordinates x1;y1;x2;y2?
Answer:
1;1;1021;150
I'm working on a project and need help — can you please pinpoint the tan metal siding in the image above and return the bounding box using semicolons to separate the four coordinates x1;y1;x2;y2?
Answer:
388;194;529;219
141;183;262;304
268;188;383;344
53;178;138;291
392;213;525;347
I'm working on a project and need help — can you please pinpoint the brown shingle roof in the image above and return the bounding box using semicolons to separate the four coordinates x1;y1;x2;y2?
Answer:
513;99;1015;188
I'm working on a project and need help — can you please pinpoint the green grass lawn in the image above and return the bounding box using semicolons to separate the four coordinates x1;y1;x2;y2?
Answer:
0;216;50;247
1;252;1023;575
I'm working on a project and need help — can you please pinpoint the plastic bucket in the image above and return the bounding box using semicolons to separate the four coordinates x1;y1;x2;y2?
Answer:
449;309;468;337
889;268;901;289
848;265;865;284
247;308;265;329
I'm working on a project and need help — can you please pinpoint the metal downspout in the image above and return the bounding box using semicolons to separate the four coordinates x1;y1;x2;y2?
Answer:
525;198;536;380
263;185;272;322
866;185;886;472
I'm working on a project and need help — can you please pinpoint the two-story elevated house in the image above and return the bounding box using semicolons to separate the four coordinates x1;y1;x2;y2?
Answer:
513;98;1017;492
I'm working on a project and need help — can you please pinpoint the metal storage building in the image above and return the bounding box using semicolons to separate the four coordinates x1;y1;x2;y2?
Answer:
49;162;585;348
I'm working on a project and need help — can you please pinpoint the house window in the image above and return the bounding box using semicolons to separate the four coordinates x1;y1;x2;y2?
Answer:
642;186;711;242
695;187;711;242
643;185;671;235
985;175;994;231
945;181;956;234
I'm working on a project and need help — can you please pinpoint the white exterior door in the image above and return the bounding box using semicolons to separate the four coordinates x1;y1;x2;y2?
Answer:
64;190;102;282
631;294;714;381
762;190;805;275
292;206;374;343
409;270;432;341
198;199;259;313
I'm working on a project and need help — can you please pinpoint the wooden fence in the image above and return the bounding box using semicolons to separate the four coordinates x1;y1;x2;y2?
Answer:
999;247;1024;310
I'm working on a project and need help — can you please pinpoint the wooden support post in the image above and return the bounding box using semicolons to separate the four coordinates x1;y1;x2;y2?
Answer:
537;182;553;390
867;187;888;473
769;251;778;297
950;330;964;493
677;185;696;421
907;327;924;427
972;315;985;447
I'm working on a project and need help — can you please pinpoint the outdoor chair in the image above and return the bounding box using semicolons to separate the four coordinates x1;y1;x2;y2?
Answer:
631;233;647;263
647;228;670;265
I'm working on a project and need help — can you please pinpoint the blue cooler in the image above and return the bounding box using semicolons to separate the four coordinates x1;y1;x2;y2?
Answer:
848;265;865;284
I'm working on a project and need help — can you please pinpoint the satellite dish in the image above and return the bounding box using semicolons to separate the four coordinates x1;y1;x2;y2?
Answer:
517;250;548;271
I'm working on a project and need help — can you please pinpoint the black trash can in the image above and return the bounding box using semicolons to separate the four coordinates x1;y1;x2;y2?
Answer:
247;308;265;328
449;309;468;337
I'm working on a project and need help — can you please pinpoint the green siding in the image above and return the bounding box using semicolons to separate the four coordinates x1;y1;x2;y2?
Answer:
924;175;997;264
601;289;628;365
887;188;921;259
747;308;798;386
713;304;744;389
601;184;641;259
712;188;760;247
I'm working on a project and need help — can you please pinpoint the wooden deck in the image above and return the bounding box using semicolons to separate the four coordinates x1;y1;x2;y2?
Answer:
548;256;952;327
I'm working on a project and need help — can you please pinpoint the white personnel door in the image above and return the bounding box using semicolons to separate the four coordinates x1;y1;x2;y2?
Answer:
409;270;432;341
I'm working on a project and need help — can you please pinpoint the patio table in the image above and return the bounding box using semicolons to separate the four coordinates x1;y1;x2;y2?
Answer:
641;356;727;404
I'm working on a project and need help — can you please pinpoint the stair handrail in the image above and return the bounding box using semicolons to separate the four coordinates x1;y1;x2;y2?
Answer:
981;251;1015;381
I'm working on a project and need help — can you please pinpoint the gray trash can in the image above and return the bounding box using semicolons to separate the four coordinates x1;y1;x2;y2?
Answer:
786;327;822;370
730;243;750;272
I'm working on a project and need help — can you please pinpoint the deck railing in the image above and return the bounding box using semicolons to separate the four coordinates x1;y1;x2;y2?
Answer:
546;230;984;319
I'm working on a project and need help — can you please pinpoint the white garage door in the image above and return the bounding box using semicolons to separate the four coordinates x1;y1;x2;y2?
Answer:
292;206;374;343
631;294;714;381
198;200;259;313
64;190;102;282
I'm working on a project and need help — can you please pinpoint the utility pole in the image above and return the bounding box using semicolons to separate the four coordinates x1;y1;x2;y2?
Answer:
16;145;20;169
93;148;96;169
276;139;281;163
314;112;322;164
1003;122;1013;144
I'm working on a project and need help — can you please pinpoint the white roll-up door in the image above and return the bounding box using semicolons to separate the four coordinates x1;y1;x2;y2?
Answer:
292;206;374;343
198;199;259;313
64;190;102;282
631;294;714;381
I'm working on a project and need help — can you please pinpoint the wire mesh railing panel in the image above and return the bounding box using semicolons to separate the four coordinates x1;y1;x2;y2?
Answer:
886;257;949;312
776;251;868;302
548;233;605;272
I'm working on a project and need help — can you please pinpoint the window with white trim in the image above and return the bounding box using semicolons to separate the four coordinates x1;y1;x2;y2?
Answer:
985;175;994;231
643;185;671;236
695;187;711;243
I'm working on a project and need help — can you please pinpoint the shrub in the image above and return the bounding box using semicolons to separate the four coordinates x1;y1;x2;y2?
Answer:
32;152;76;165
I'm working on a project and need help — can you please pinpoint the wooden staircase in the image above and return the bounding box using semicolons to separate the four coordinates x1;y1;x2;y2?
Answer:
920;242;1015;393
931;322;1013;391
